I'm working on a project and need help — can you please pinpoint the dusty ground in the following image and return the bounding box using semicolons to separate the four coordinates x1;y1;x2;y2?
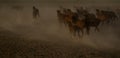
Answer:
0;28;120;58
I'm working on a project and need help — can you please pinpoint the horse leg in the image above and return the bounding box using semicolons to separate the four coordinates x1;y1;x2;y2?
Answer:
64;21;67;27
37;13;40;17
76;28;81;38
74;27;82;39
72;28;76;36
80;28;84;38
73;26;78;37
68;24;76;36
112;16;118;24
86;26;90;35
33;14;36;18
95;26;100;32
58;18;63;26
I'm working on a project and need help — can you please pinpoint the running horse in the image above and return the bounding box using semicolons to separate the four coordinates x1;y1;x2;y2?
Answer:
69;12;86;37
33;6;40;19
56;10;67;25
76;8;101;35
84;13;101;34
96;9;118;24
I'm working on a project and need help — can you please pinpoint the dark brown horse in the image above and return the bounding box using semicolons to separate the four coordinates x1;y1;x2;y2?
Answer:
76;9;101;35
96;9;118;24
70;13;86;37
33;6;40;19
84;13;101;34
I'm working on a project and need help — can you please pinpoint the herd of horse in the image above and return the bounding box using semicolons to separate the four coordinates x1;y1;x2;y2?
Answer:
30;6;119;38
11;5;119;38
32;6;119;38
56;7;119;38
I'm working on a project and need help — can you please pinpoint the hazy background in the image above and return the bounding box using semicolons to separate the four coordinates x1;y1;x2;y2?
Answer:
0;0;120;51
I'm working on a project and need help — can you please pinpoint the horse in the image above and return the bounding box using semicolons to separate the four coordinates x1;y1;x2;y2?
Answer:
75;9;101;35
96;9;118;24
70;13;86;37
57;10;65;25
81;12;101;35
69;9;100;36
33;6;40;19
57;8;75;32
73;19;86;37
101;10;118;23
95;9;108;22
62;9;74;27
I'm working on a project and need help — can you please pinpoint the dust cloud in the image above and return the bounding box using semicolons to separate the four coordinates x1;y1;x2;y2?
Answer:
0;2;120;58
